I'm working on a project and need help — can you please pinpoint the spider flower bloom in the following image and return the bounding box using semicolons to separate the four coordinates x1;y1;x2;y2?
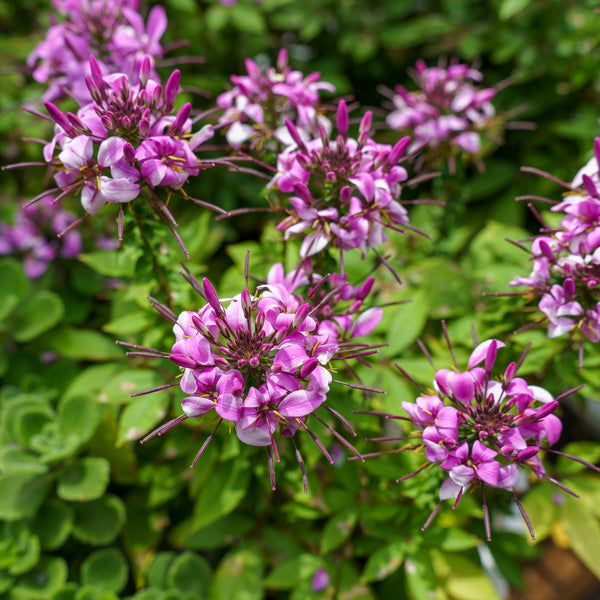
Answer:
511;139;600;355
216;48;335;150
35;58;217;250
27;0;167;104
121;267;380;490
269;101;413;258
384;60;500;169
0;196;82;278
389;334;585;540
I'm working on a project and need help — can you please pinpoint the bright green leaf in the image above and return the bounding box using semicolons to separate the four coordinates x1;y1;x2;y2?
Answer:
13;290;64;342
320;510;358;554
361;541;405;583
0;473;52;520
41;328;122;361
117;393;170;444
207;542;263;600
263;554;323;590
57;457;110;501
166;552;212;597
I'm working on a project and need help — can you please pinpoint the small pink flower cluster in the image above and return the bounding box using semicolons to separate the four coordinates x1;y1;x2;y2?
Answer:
269;101;412;258
40;57;214;238
386;60;497;163
28;0;167;104
398;338;562;539
511;139;600;346
131;263;381;487
217;48;335;150
0;196;82;278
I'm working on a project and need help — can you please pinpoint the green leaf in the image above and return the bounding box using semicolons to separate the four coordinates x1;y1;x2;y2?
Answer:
192;458;251;530
443;553;502;600
63;364;121;401
0;258;29;322
12;404;56;447
0;447;48;475
81;548;129;593
49;583;78;600
263;554;324;590
147;552;176;589
521;481;558;541
168;513;254;551
13;290;64;342
499;0;532;20
41;328;122;361
230;5;266;34
0;473;52;520
117;393;170;444
100;369;165;405
31;499;74;550
404;551;437;600
57;457;110;501
207;542;263;600
102;311;155;336
361;540;405;583
166;552;212;597
559;495;600;579
422;527;480;551
78;249;141;278
58;394;100;447
72;495;126;546
74;586;120;600
15;556;67;599
384;290;428;356
1;521;41;576
320;510;358;554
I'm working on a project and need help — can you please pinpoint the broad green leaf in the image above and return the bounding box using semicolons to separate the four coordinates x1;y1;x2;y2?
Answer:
169;513;254;550
58;394;100;447
57;457;110;501
499;0;532;20
117;393;170;444
0;447;48;475
0;258;29;321
230;5;266;34
520;481;558;542
32;499;74;550
147;552;177;589
78;249;141;278
81;548;129;593
559;495;600;579
263;554;324;590
192;458;251;530
74;585;120;600
404;551;437;600
49;583;78;600
8;401;55;446
320;510;358;554
102;310;155;336
555;441;600;475
63;364;121;401
15;556;67;599
207;542;263;600
443;553;502;600
41;328;122;361
0;473;52;520
166;552;212;597
384;291;428;356
13;290;64;342
72;495;126;546
423;527;480;551
1;521;40;576
361;540;405;583
100;369;165;405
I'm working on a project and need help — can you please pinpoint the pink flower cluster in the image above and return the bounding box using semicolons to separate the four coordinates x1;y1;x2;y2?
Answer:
269;101;412;258
511;139;600;347
28;0;167;104
39;56;213;237
217;48;335;150
386;60;497;163
131;264;380;487
0;196;82;278
398;338;562;539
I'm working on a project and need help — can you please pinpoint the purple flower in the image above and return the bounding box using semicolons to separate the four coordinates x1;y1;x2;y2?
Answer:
384;60;500;170
270;102;413;258
217;49;335;150
388;331;579;540
0;196;82;278
28;0;167;104
123;266;380;490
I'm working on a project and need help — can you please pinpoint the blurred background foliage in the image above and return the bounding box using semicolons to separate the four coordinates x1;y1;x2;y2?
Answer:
1;0;600;599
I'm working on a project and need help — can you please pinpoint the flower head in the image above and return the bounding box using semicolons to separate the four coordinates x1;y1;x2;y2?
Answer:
269;101;413;258
390;331;581;540
122;264;380;490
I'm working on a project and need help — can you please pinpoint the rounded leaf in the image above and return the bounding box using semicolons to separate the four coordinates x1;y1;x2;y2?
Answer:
73;495;125;546
14;290;64;342
32;499;74;550
58;394;100;446
81;548;129;593
57;457;110;501
0;473;52;520
16;556;68;598
166;552;212;597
